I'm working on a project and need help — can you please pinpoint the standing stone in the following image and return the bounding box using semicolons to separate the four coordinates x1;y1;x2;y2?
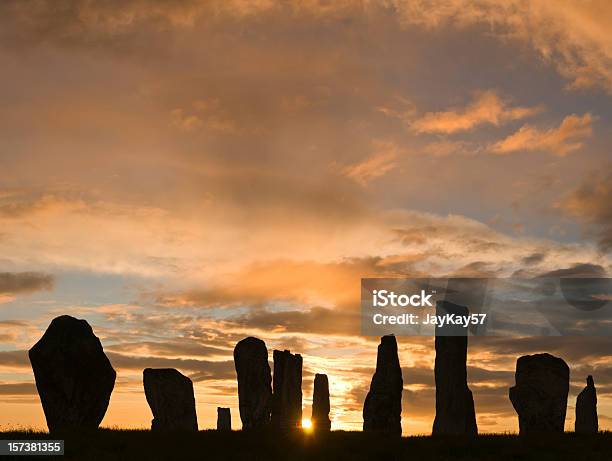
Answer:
28;315;116;432
234;337;272;429
217;407;232;431
272;350;303;429
509;353;569;434
143;368;198;431
575;375;598;433
432;301;478;435
363;335;403;436
311;373;331;432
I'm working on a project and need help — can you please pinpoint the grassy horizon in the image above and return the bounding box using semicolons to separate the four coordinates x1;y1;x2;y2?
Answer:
0;428;610;461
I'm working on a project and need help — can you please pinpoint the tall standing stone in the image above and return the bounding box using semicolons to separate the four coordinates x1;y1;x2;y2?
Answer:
272;349;303;429
509;353;569;434
217;407;232;431
575;375;598;433
143;368;198;432
234;337;272;429
363;335;403;435
29;315;116;432
432;301;478;435
311;373;331;432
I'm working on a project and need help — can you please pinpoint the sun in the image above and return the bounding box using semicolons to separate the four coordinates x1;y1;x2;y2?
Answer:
301;418;313;431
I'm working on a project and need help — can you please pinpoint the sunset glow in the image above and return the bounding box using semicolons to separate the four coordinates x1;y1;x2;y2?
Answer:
302;419;313;431
0;0;610;436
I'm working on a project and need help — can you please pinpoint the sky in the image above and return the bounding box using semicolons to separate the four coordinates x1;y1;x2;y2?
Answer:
0;0;611;434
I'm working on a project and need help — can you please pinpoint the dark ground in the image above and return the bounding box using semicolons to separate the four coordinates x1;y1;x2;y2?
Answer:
0;429;610;461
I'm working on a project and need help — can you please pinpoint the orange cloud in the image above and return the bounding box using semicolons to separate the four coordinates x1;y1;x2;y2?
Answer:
3;1;612;94
338;141;398;186
155;257;382;311
491;113;594;156
395;0;612;94
410;91;542;134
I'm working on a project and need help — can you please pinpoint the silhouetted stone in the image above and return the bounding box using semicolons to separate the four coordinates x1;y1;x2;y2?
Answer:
28;315;116;432
509;353;569;434
311;373;331;432
143;368;198;431
234;337;272;429
217;407;231;431
575;375;598;433
432;301;478;435
363;335;403;435
272;349;303;429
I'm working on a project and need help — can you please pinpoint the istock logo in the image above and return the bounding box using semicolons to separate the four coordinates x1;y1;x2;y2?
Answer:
372;289;433;307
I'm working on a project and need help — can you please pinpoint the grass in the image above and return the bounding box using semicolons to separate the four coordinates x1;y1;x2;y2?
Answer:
0;429;610;460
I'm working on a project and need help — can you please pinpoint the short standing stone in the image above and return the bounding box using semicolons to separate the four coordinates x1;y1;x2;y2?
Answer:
311;373;331;431
217;407;231;431
509;353;569;434
575;375;598;433
29;315;116;432
143;368;198;431
234;337;272;429
432;301;478;435
272;349;303;429
363;335;403;435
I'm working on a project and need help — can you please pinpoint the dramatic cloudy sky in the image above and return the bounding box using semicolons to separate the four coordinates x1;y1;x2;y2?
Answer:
0;0;611;434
